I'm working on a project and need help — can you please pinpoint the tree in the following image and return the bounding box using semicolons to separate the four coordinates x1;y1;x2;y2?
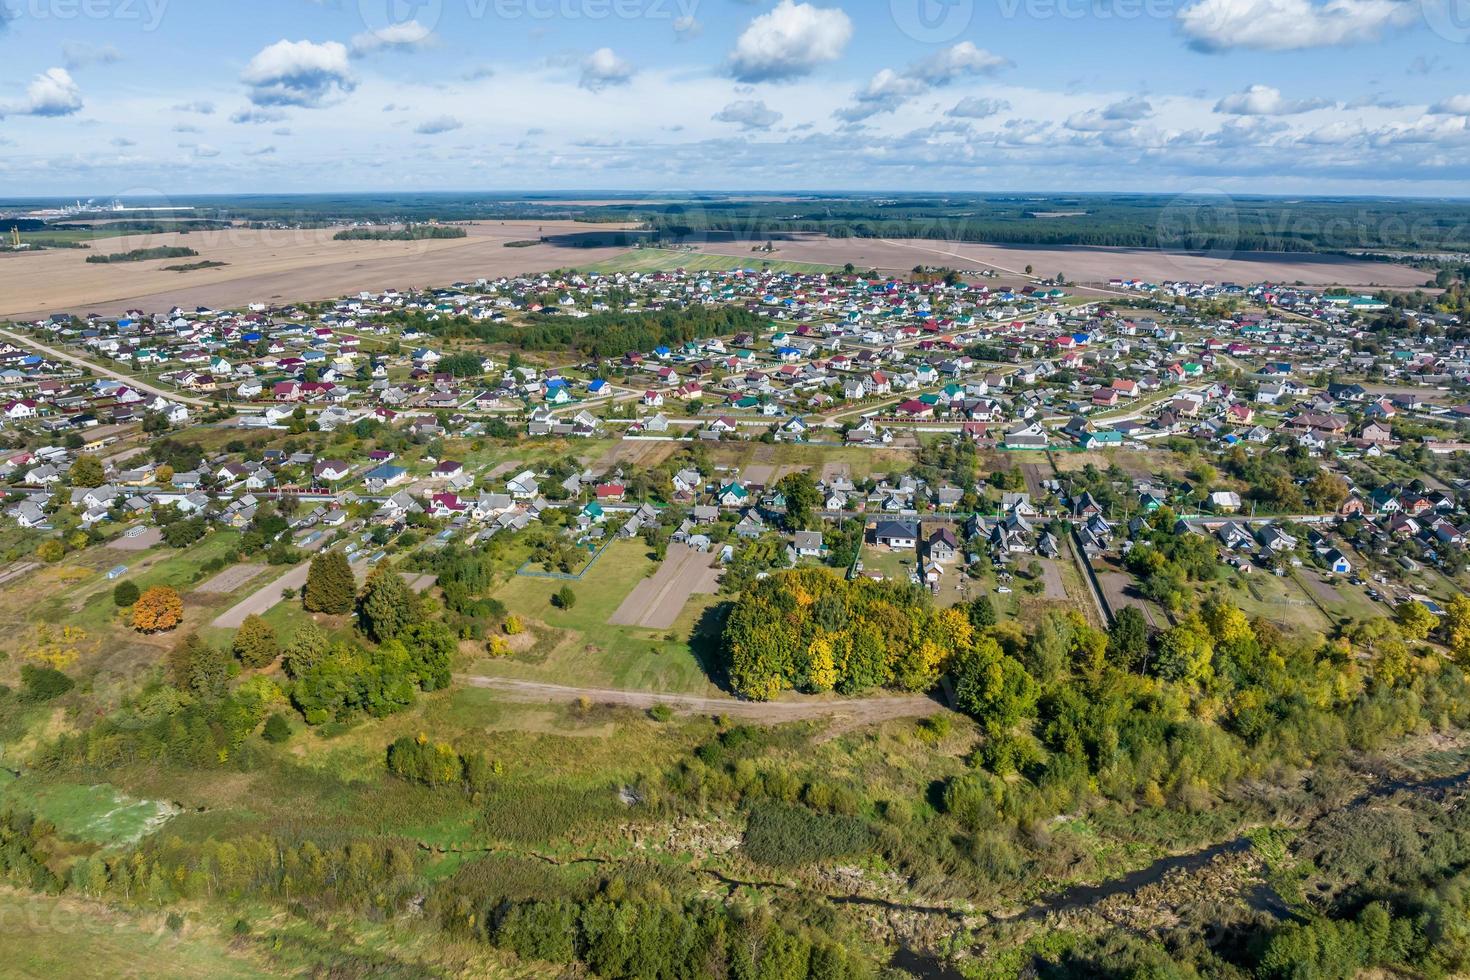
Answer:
233;614;279;668
968;595;997;630
1108;606;1150;672
36;539;64;563
113;580;140;608
69;454;105;488
553;586;577;610
132;585;183;633
166;632;229;701
283;622;329;678
155;464;175;485
1394;600;1437;642
776;470;820;530
262;713;292;743
1306;471;1349;512
303;551;354;614
357;566;421;643
1442;595;1470;663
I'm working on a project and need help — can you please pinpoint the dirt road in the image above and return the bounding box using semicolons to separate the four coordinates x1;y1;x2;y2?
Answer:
0;328;212;408
456;676;945;722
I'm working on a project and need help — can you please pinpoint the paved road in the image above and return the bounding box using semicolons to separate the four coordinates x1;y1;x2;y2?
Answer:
455;675;945;722
0;327;213;407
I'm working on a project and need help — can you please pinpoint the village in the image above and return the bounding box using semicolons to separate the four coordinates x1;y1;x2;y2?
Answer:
0;258;1465;668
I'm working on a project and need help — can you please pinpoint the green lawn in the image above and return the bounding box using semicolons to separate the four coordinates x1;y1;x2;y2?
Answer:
579;248;843;276
469;539;723;693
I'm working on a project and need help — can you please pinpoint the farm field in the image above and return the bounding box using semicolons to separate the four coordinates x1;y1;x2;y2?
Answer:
580;248;844;275
686;234;1431;289
0;220;635;320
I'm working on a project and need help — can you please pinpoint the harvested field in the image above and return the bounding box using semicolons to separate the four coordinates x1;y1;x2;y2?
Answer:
1300;568;1344;605
0;220;635;320
105;527;162;551
686;234;1429;290
608;543;720;630
1039;560;1067;600
194;563;266;594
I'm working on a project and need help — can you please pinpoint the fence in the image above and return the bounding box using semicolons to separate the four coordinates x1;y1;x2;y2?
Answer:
514;535;618;581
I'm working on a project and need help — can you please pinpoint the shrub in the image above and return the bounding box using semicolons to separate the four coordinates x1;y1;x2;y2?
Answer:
262;712;292;743
19;664;74;702
648;703;673;722
553;586;576;610
112;580;140;608
742;801;872;866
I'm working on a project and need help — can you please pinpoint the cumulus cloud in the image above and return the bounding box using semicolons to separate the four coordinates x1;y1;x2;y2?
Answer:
174;100;216;114
242;39;355;107
1066;98;1155;132
712;99;783;130
1178;0;1417;51
836;42;1012;121
1;68;83;118
673;15;702;40
350;20;435;55
907;42;1011;84
947;97;1011;119
62;42;122;70
1430;94;1470;115
728;0;853;83
415;115;462;135
580;47;634;91
1214;84;1329;115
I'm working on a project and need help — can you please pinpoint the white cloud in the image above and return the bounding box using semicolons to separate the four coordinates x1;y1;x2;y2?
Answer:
728;0;853;83
174;101;216;114
674;16;702;40
231;107;288;124
1178;0;1417;51
713;99;783;130
907;42;1011;84
835;42;1011;120
350;20;435;56
1215;84;1329;115
947;97;1011;119
110;136;136;148
244;145;277;156
415;115;463;135
580;48;634;92
62;42;122;70
242;39;355;107
1;68;83;118
1430;94;1470;115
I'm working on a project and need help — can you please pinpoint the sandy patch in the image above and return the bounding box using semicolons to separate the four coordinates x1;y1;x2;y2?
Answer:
608;543;721;629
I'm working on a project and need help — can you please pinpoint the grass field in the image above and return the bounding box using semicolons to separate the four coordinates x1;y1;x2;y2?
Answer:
0;888;276;980
469;539;723;693
579;248;845;276
0;777;175;849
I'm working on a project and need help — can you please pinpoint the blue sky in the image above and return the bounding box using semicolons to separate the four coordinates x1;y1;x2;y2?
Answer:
1;0;1469;194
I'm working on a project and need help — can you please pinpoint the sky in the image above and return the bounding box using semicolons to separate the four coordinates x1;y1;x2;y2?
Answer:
2;0;1470;195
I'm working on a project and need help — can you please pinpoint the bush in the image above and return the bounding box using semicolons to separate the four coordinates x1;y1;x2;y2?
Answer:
553;586;576;610
262;712;292;743
112;580;140;608
648;703;673;723
19;664;74;702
